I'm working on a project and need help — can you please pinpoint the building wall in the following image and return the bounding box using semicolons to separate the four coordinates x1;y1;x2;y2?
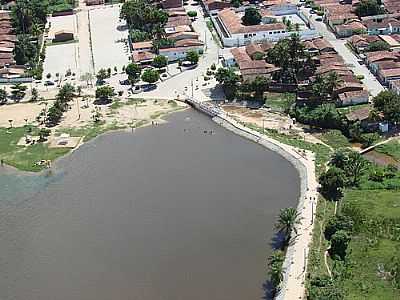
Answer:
212;14;319;47
160;46;204;62
338;95;369;106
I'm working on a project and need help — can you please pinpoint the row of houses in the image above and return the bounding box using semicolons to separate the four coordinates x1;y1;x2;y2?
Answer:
316;0;400;38
222;41;280;81
132;7;204;65
221;36;368;106
0;10;26;79
365;50;400;84
306;37;369;106
349;33;400;53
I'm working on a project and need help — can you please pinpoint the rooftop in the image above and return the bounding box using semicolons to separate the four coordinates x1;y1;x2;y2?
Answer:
218;9;286;34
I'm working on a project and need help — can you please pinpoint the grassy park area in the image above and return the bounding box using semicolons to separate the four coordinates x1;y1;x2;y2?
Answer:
0;126;70;172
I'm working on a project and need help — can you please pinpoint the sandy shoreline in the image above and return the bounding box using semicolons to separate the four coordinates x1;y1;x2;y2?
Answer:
0;102;188;174
212;114;318;300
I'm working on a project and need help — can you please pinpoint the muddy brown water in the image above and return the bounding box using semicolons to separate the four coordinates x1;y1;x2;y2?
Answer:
0;110;299;300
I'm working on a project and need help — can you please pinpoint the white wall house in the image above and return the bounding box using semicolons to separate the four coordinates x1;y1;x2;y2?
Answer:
159;45;204;62
214;8;319;47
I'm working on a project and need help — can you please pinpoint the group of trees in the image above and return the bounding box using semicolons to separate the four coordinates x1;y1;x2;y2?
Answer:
319;150;368;200
11;0;49;77
46;83;75;126
121;0;168;41
372;90;400;124
311;72;342;101
267;34;314;83
215;68;271;102
125;63;160;86
355;0;384;17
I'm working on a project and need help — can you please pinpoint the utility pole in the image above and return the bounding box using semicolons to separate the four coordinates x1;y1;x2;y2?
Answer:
204;30;207;51
191;79;194;98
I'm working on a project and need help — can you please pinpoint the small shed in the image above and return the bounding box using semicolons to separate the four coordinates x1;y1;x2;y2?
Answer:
53;30;74;43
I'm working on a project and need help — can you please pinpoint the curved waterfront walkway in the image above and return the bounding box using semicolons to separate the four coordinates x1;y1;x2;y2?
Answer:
188;97;318;299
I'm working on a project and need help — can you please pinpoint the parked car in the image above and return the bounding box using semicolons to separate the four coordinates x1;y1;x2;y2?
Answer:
131;85;142;94
44;80;55;86
142;84;156;92
119;79;130;85
315;17;323;21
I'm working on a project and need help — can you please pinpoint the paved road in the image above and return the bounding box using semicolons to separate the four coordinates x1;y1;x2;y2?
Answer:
141;1;220;100
300;6;384;97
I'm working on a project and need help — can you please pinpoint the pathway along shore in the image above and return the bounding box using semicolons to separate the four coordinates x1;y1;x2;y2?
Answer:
212;112;318;300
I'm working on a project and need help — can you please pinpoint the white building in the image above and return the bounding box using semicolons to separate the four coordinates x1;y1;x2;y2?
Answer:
213;8;318;47
214;9;287;47
159;45;204;62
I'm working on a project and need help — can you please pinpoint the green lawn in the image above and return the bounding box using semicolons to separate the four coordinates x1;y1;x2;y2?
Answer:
343;237;400;300
264;92;295;111
343;189;400;222
245;123;332;176
0;126;70;172
375;140;400;162
340;189;400;299
319;129;351;150
55;121;126;142
307;196;336;279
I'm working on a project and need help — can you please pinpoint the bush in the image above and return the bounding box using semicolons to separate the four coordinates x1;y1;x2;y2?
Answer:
187;11;197;17
329;230;350;260
360;132;380;148
210;63;216;71
324;215;354;240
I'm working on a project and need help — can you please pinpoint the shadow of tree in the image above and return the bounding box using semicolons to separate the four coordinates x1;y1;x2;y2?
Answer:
262;280;276;300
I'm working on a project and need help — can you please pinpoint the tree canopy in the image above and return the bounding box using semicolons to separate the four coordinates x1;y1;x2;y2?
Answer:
215;67;240;100
242;7;261;26
95;85;114;103
120;0;168;34
152;55;168;69
373;90;400;123
125;63;142;84
141;69;160;84
267;34;310;83
275;207;301;247
355;0;384;17
186;50;199;65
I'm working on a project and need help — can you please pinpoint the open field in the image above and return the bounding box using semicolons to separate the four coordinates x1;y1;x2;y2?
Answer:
340;189;400;300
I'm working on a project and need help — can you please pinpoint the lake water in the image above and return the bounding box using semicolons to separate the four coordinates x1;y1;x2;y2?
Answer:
0;110;299;300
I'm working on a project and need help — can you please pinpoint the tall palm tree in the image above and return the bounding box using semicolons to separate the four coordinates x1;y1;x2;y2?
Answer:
275;207;301;247
325;71;343;99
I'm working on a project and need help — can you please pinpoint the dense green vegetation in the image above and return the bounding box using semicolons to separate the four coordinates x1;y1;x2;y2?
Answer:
307;149;400;299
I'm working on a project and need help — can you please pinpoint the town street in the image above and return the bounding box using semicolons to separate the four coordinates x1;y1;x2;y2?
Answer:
299;5;385;97
142;1;220;100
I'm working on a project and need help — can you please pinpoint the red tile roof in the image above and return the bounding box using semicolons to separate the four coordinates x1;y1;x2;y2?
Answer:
218;9;286;34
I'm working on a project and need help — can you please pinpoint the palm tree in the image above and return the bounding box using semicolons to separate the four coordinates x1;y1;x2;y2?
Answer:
325;71;343;99
268;250;285;296
275;207;301;247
